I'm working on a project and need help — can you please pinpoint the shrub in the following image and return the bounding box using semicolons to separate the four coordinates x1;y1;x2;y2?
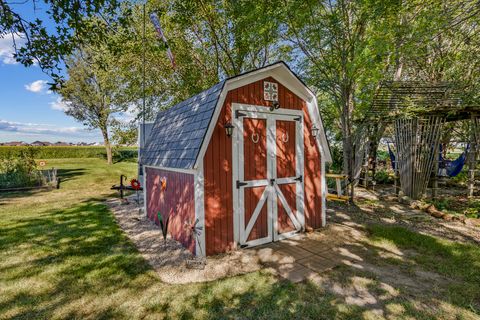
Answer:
0;146;137;160
464;199;480;219
374;169;393;184
0;147;46;189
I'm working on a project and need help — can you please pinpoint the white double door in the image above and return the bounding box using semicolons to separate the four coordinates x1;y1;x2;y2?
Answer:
233;104;305;248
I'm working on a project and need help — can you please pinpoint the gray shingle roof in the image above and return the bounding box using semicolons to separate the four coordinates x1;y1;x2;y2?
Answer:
141;80;225;169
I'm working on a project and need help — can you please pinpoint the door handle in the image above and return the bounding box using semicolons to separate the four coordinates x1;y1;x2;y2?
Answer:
294;175;303;183
236;181;248;189
270;178;276;186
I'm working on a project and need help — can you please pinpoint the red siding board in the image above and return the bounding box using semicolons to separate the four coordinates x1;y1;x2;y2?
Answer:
203;77;324;255
146;167;195;254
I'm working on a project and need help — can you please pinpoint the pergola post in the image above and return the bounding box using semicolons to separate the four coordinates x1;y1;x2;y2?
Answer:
468;115;480;198
394;116;444;200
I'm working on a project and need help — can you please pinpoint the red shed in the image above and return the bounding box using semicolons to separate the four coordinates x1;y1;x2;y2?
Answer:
141;62;332;256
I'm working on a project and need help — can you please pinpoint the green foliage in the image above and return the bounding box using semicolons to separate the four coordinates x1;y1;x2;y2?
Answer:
0;147;44;188
111;120;138;146
374;169;393;184
0;146;137;160
326;145;344;173
0;1;130;83
464;199;480;219
367;224;480;311
450;169;469;185
430;198;451;211
377;150;389;162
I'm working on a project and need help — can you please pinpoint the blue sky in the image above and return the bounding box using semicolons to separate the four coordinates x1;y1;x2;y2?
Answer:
0;3;103;143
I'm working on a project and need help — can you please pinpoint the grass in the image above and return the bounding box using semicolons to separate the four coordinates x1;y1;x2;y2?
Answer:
1;158;479;319
367;225;480;312
0;158;347;319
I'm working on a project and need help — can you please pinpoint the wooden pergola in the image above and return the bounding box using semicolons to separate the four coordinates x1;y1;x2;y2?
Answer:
369;81;479;200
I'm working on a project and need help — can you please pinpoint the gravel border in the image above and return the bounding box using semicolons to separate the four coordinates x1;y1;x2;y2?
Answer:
106;194;263;284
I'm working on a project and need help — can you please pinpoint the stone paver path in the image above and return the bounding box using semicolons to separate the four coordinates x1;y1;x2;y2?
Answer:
251;223;365;282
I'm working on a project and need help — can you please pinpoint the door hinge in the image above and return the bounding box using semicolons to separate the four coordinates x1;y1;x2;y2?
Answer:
236;180;248;189
235;110;247;119
294;116;302;122
294;175;303;183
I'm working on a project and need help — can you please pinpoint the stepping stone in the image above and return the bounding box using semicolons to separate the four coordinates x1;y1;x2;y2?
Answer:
275;244;313;260
296;255;339;273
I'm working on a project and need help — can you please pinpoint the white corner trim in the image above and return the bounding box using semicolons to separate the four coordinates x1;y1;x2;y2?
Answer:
143;165;148;218
320;144;327;227
194;159;206;257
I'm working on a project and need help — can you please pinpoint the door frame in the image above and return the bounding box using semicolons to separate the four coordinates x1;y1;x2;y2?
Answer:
232;103;305;248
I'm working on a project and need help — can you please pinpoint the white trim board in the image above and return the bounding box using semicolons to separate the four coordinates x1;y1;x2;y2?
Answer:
143;165;197;175
194;159;206;257
193;62;332;170
232;104;305;248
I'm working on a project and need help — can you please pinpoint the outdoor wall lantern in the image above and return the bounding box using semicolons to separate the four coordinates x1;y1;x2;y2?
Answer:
311;124;319;137
269;100;280;112
224;122;234;138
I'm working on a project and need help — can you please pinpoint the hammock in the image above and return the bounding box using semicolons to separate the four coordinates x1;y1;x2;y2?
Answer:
388;143;396;170
387;143;468;177
438;144;469;177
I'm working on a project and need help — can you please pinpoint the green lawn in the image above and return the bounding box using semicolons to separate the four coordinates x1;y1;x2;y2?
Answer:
1;158;479;319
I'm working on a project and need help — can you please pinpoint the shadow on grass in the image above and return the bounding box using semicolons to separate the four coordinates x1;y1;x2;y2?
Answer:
56;168;86;183
366;224;480;309
0;196;351;318
0;188;50;202
2;194;479;318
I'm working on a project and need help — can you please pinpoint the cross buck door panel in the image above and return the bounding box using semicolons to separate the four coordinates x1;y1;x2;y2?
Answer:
273;118;303;241
238;116;272;247
234;105;304;248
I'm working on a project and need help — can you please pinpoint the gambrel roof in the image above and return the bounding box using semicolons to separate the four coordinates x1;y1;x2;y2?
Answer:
141;61;332;170
141;81;225;169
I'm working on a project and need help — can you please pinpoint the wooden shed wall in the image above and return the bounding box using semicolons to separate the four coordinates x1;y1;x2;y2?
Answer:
145;167;196;254
203;76;324;256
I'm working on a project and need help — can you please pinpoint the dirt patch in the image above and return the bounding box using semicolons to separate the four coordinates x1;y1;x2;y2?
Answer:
330;187;480;245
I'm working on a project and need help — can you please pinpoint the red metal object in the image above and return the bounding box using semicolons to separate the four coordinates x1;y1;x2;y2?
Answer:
130;179;141;190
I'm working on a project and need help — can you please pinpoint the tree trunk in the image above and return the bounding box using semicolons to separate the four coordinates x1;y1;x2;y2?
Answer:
102;128;113;165
340;87;355;203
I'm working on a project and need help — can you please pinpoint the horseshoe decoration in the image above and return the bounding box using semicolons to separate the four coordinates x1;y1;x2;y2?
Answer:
281;132;289;143
251;133;260;144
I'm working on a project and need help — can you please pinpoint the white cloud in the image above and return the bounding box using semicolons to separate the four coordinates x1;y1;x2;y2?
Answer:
0;34;25;65
25;80;50;93
49;97;71;111
0;119;97;137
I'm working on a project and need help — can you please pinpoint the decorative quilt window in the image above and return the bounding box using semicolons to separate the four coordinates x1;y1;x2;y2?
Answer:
264;81;278;101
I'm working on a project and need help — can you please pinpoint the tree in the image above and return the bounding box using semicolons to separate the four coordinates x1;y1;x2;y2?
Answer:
281;0;400;200
58;47;126;164
0;0;128;84
106;0;290;122
111;119;138;146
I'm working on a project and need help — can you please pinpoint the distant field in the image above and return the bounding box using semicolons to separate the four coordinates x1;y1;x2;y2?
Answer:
0;146;138;160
